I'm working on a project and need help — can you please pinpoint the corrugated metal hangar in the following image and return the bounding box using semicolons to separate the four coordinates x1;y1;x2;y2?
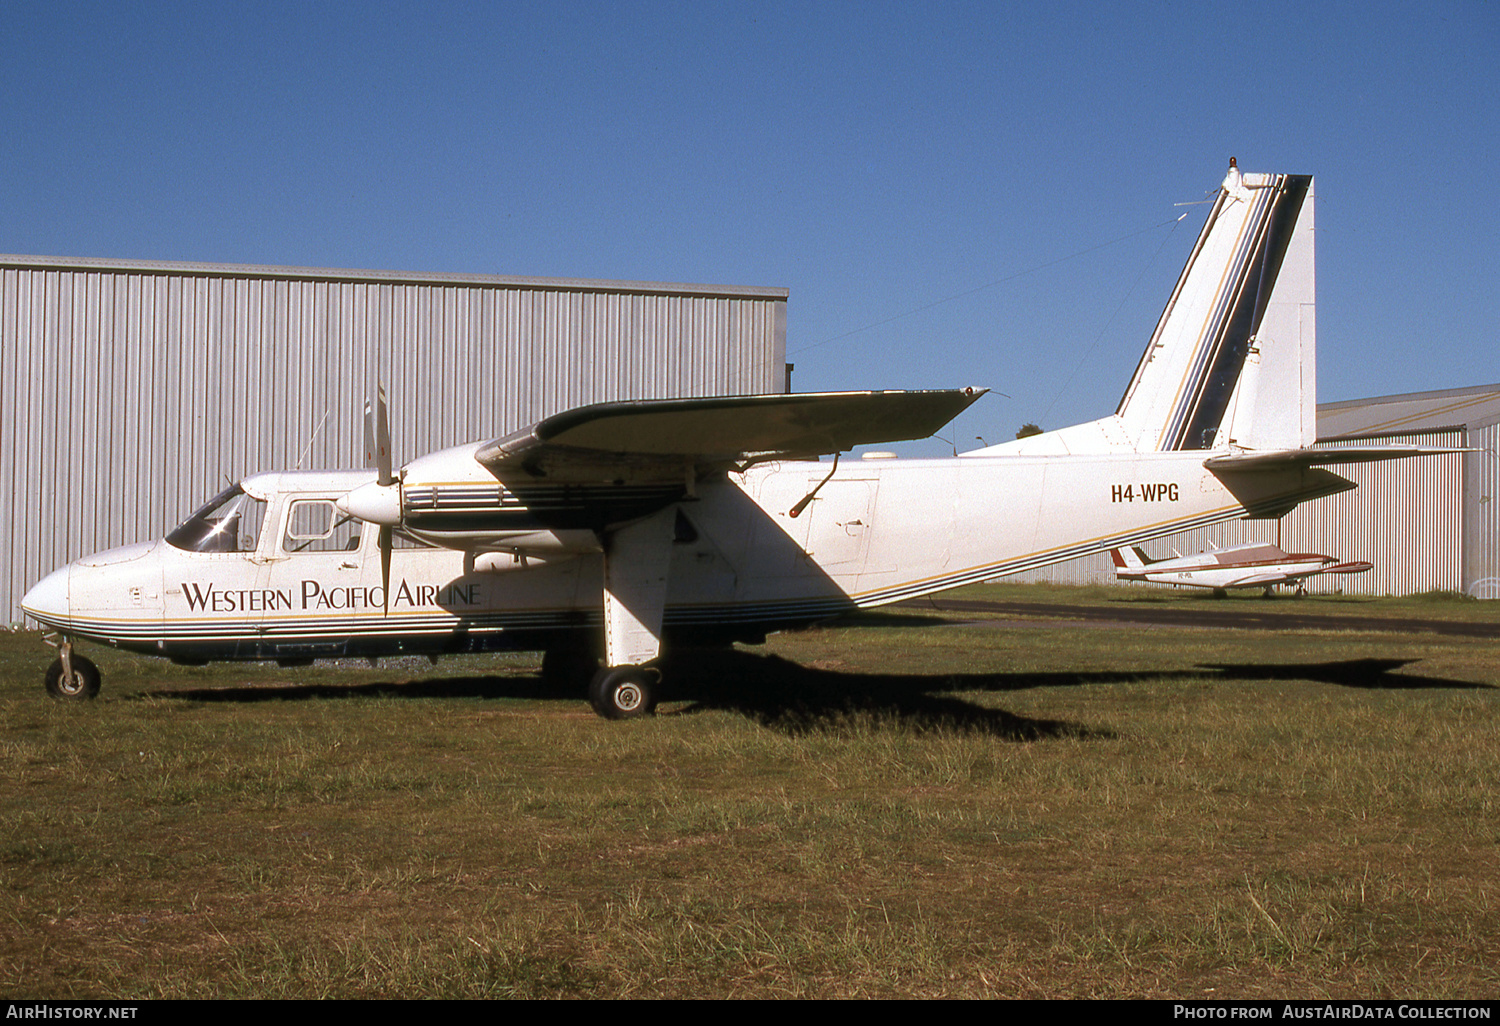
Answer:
1006;383;1500;598
2;254;788;625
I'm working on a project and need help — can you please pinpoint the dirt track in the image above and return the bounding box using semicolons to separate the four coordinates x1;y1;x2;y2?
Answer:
896;596;1500;638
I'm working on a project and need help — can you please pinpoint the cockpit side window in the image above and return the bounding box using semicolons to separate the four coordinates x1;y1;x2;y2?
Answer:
282;499;362;554
165;485;268;554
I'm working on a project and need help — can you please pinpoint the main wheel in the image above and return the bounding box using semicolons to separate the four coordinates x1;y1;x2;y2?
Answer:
45;655;100;701
588;666;658;720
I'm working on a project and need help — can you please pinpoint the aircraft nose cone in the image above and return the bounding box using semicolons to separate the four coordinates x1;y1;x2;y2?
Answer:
336;481;402;526
21;565;69;626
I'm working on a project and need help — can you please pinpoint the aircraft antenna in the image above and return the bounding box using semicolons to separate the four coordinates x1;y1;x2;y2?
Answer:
295;408;331;471
789;216;1183;359
788;453;840;518
1039;209;1190;427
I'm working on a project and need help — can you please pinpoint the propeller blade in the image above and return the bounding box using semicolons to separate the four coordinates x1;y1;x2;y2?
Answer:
372;385;393;486
360;385;396;616
379;525;392;616
363;400;376;472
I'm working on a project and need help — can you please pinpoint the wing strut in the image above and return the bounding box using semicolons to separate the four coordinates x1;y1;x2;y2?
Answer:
586;506;679;718
601;506;677;668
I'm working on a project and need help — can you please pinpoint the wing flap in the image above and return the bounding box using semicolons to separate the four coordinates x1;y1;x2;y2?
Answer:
478;389;984;478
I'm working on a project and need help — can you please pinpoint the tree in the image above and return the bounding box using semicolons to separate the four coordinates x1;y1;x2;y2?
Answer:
1016;423;1043;439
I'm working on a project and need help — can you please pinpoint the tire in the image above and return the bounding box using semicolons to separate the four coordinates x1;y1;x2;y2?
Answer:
45;655;101;701
588;666;658;720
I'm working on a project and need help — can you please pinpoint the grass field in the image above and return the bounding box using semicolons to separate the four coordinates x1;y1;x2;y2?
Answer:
2;583;1497;998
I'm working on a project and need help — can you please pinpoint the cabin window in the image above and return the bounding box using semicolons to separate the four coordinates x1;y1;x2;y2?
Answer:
165;485;268;554
282;499;362;554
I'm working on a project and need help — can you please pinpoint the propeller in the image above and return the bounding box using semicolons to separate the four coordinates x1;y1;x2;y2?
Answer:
365;384;393;487
352;386;396;615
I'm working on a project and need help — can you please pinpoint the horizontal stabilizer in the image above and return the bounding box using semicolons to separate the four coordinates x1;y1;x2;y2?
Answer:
1204;444;1470;471
478;389;985;478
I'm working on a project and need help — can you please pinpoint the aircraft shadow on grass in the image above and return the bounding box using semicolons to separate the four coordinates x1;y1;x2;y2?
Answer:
137;649;1489;739
137;655;1106;741
1195;658;1493;691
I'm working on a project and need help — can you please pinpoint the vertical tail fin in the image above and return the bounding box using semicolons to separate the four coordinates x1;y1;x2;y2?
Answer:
1116;161;1316;453
1110;546;1153;570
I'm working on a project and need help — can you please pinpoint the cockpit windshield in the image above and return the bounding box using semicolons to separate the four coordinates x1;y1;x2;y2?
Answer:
165;485;268;553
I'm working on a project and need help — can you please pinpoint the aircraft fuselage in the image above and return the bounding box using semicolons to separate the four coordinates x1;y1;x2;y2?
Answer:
23;451;1350;663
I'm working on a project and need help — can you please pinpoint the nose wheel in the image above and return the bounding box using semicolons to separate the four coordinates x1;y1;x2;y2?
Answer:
45;653;101;701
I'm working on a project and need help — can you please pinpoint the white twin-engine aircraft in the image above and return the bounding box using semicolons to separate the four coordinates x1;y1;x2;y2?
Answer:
1110;543;1373;597
22;162;1448;717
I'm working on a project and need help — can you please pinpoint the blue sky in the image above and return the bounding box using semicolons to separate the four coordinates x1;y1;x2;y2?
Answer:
3;1;1495;452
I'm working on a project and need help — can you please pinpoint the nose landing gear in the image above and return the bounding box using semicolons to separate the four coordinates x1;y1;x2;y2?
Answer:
43;636;101;700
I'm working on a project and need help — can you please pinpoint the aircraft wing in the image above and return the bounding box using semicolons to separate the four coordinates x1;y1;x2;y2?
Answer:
1205;444;1470;471
475;389;985;480
1225;572;1294;588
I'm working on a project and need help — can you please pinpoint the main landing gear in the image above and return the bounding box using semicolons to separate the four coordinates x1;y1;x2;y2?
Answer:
588;665;660;720
541;644;660;720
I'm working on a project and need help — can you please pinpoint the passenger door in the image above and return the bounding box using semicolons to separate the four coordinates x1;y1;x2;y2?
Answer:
254;495;375;658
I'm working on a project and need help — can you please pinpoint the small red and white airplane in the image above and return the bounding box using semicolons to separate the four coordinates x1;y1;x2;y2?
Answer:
1110;542;1372;596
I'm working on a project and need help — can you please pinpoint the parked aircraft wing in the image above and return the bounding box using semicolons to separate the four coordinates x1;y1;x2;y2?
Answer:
1227;572;1294;587
476;389;985;479
1205;444;1470;471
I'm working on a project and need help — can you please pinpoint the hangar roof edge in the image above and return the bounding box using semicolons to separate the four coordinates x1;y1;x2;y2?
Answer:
0;253;789;301
1318;382;1500;438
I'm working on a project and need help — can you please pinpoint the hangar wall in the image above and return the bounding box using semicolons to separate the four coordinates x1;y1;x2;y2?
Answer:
1;255;788;625
1287;431;1466;596
1469;420;1500;598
